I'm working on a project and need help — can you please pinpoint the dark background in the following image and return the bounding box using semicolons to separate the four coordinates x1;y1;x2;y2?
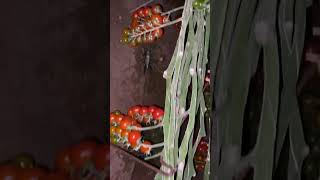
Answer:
0;0;106;167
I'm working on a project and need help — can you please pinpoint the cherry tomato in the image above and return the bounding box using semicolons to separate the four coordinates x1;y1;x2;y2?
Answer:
193;0;206;9
195;163;205;172
152;108;164;120
151;4;163;14
122;27;131;37
128;131;142;147
110;126;116;136
148;106;158;114
110;113;116;125
130;18;139;29
92;144;110;171
132;11;139;19
130;119;139;126
139;107;149;117
114;114;124;125
152;28;164;39
110;136;118;144
143;7;152;17
115;127;123;136
120;116;132;130
194;154;205;162
0;165;18;179
18;167;47;180
128;107;134;118
70;141;97;169
137;8;145;17
132;106;141;115
54;147;72;174
151;14;163;26
120;35;129;44
140;141;152;155
121;129;130;138
197;143;208;153
12;153;35;169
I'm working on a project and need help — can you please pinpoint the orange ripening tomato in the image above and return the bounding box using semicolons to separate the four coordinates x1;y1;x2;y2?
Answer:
54;147;72;174
121;129;130;138
110;126;116;135
140;141;152;155
70;141;97;169
109;113;116;125
92;144;110;171
115;127;123;136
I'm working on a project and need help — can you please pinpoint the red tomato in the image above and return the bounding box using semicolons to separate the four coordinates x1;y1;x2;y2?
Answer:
148;106;157;114
195;163;205;172
128;131;142;147
140;141;152;155
0;165;19;179
151;14;163;26
132;11;139;19
132;124;142;131
145;19;154;30
18;167;47;180
139;107;149;116
109;113;116;125
114;114;124;125
152;28;164;39
143;7;152;17
130;18;139;29
70;141;97;169
151;4;163;14
152;108;164;120
92;144;110;171
194;154;205;162
128;108;134;118
197;144;208;154
137;8;145;17
120;116;132;130
54;147;72;174
132;106;141;115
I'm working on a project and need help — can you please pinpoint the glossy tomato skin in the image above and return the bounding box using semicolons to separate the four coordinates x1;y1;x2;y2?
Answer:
152;108;164;120
0;164;19;179
143;7;152;17
139;107;149;117
140;141;152;155
151;14;163;26
128;131;142;147
109;113;116;125
70;141;97;169
54;147;72;174
137;8;145;17
18;167;47;180
120;116;132;130
121;129;130;138
115;127;123;136
92;144;110;171
114;114;124;125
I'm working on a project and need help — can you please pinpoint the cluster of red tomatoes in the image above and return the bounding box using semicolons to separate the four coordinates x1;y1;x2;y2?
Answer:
110;105;164;155
0;140;109;180
120;4;169;47
194;138;209;172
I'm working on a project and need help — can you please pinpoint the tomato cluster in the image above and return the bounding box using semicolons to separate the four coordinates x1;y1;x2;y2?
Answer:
120;4;169;47
194;138;209;172
110;105;164;155
0;141;109;180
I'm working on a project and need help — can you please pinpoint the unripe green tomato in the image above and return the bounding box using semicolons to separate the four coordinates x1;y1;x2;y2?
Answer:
122;27;131;36
120;35;129;44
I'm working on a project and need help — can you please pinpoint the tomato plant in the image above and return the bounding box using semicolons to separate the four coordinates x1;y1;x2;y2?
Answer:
152;108;164;120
